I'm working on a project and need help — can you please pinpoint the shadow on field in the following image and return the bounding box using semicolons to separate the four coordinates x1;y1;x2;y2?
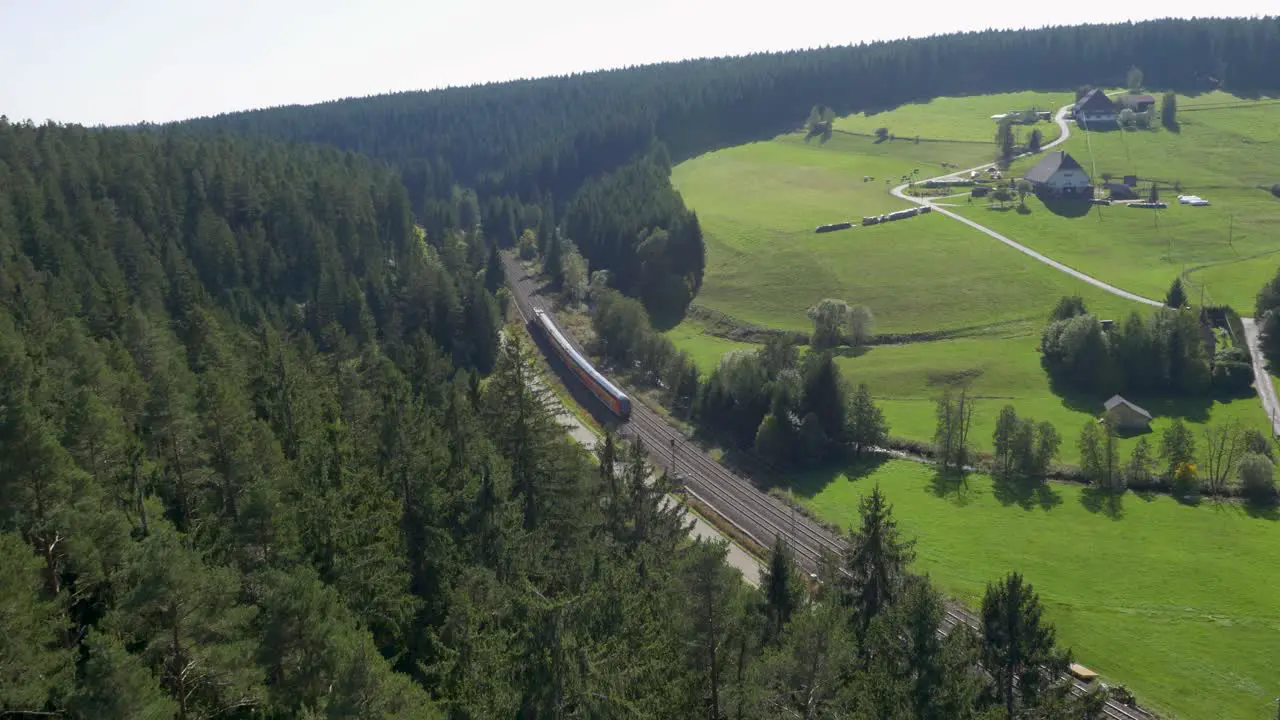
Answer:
1244;498;1280;521
1046;379;1236;428
928;470;975;507
992;474;1062;511
1039;197;1093;218
1080;486;1126;519
784;455;889;500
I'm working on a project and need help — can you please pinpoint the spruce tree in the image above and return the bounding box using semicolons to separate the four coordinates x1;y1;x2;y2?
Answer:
1165;277;1187;309
759;534;803;644
842;485;916;637
981;572;1069;720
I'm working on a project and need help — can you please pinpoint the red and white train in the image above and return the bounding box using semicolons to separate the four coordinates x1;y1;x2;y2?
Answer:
531;308;632;420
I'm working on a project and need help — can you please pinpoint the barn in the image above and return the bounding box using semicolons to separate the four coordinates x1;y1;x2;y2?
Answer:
1024;151;1091;197
1102;395;1152;432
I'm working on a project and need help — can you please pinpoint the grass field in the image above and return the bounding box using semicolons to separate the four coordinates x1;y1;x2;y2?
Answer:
791;458;1279;720
672;129;1140;336
951;92;1280;312
834;91;1070;144
669;318;1271;467
669;89;1280;719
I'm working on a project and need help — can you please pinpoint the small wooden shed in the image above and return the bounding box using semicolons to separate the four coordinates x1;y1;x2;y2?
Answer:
1102;395;1152;432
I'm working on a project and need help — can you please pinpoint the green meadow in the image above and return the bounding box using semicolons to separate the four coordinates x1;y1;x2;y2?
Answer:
792;458;1280;720
668;89;1280;720
834;90;1071;144
952;92;1280;311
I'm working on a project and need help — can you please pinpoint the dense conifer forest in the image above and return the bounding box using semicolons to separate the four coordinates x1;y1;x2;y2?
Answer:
3;117;1102;719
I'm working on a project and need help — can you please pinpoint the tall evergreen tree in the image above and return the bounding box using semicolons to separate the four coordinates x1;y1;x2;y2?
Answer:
841;485;917;638
759;534;803;645
981;572;1069;720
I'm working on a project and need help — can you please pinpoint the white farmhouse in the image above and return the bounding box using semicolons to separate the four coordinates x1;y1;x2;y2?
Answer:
1074;89;1118;126
1023;151;1091;197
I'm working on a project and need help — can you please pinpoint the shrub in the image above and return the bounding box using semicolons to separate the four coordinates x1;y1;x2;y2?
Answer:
1172;461;1200;498
1244;428;1275;462
1211;361;1253;393
1238;452;1276;501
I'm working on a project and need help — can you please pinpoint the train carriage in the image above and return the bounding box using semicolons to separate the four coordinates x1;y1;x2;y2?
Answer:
531;309;632;420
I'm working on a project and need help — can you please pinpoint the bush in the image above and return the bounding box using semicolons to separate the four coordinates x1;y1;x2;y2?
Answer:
1244;428;1275;462
1238;452;1276;501
1211;360;1253;393
1272;183;1280;199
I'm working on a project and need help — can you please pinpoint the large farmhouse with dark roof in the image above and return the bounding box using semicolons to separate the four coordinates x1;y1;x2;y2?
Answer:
1024;151;1091;197
1074;89;1118;126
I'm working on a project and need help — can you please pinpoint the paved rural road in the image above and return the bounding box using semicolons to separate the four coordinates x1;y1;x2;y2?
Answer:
889;104;1280;437
1241;318;1280;436
889;104;1164;308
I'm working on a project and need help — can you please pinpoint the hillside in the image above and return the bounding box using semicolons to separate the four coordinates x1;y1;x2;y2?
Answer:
665;85;1280;719
1;118;1114;719
181;18;1280;323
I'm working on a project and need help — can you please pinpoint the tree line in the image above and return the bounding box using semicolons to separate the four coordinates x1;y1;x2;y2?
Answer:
179;18;1280;321
931;391;1277;501
1038;295;1252;397
588;286;888;471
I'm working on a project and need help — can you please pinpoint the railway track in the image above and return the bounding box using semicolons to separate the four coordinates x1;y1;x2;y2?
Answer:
500;254;1154;720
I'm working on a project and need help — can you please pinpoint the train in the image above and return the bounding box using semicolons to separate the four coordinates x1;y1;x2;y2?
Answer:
530;308;632;420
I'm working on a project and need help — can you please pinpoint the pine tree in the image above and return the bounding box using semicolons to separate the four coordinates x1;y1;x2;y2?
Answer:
759;534;803;644
842;485;916;637
484;242;504;293
981;572;1069;720
0;531;75;711
68;630;178;720
117;523;265;718
1165;277;1187;309
0;326;85;595
846;382;888;456
681;541;749;720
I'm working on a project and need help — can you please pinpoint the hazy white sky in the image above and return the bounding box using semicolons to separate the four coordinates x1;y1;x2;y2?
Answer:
0;1;1274;126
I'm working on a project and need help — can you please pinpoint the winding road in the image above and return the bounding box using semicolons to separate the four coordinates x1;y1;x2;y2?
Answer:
889;102;1280;437
889;104;1162;308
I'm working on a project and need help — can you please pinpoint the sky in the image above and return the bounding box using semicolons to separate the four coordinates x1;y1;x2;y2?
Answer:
0;1;1274;126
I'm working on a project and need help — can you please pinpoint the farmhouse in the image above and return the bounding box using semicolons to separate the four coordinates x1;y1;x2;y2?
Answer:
1102;395;1152;432
1074;89;1118;126
1024;151;1091;197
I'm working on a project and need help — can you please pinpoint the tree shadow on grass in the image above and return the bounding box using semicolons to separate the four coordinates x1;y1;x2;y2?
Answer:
928;470;975;507
747;451;890;500
1080;485;1126;520
1039;196;1093;218
992;474;1062;511
1243;497;1280;521
832;345;872;360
